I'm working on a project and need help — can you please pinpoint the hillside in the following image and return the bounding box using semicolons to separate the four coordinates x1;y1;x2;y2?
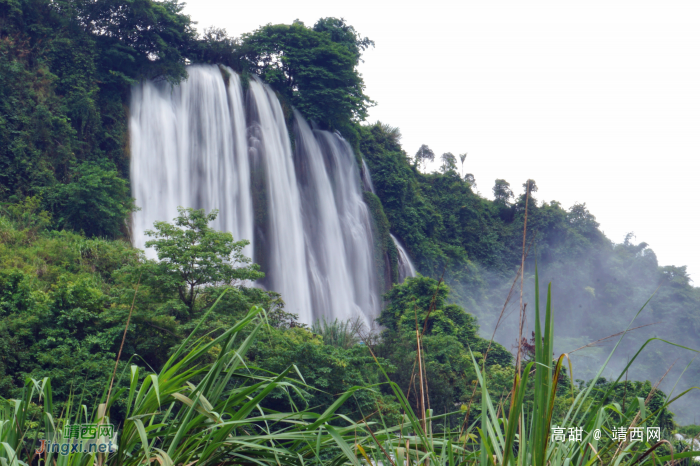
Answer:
359;122;700;422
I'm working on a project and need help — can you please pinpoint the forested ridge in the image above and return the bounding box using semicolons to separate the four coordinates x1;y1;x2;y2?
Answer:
360;122;700;422
1;0;698;438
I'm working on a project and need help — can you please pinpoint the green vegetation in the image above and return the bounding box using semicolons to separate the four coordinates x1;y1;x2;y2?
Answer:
0;303;396;466
462;274;695;465
0;0;194;235
0;205;395;425
358;121;700;421
192;17;374;141
363;190;399;291
1;0;371;234
376;275;513;428
237;18;374;134
0;197;140;401
137;207;263;316
2;268;696;465
44;162;136;238
678;425;700;437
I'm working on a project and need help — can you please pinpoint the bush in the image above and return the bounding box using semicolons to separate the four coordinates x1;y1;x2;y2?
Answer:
44;162;135;238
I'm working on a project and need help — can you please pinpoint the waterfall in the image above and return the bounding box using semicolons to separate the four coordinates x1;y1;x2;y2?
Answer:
129;66;254;259
130;65;379;325
391;234;417;282
245;79;313;321
361;158;375;194
315;130;380;318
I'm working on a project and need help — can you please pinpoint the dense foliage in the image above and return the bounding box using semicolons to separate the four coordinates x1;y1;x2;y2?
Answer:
3;200;677;437
2;298;686;466
0;0;196;236
0;205;398;425
1;0;372;235
237;18;373;134
138;207;263;316
358;121;700;423
376;275;513;427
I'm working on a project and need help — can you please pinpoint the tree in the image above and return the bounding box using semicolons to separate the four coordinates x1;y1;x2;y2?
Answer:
493;179;514;204
312;17;374;63
376;276;512;426
44;162;136;238
188;27;240;67
567;203;599;237
516;179;538;209
0;0;196;237
247;321;399;423
522;179;538;194
239;19;374;130
79;0;196;83
459;152;467;177
144;207;264;315
440;152;457;173
464;173;476;189
414;144;435;170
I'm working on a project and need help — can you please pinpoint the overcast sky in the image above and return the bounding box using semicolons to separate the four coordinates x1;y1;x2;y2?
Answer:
183;0;700;281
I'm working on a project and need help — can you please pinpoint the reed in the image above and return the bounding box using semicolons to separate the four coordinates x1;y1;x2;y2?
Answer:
0;294;369;466
351;268;700;466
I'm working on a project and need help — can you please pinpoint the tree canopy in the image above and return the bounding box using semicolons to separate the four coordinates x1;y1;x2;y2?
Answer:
440;152;457;173
493;179;514;205
0;0;196;236
237;18;374;131
414;144;435;170
377;275;512;425
142;207;263;315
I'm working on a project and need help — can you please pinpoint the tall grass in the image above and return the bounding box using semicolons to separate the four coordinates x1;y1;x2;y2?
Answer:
352;270;700;465
0;297;371;466
2;273;699;465
311;316;364;349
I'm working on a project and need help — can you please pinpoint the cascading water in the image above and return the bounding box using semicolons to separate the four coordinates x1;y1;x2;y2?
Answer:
391;234;417;282
315;129;380;317
130;65;380;325
130;66;254;259
361;158;375;194
245;79;313;321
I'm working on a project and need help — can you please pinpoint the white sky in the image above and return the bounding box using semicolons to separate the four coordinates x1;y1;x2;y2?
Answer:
183;0;700;281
